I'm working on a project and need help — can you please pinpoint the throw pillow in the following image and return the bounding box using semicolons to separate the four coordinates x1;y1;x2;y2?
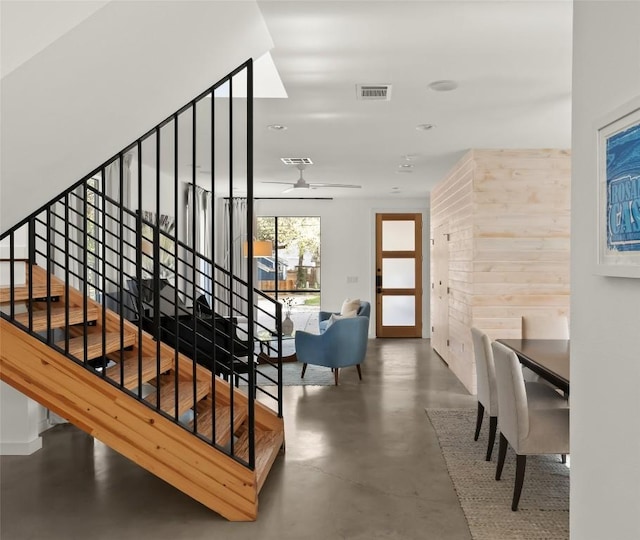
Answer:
340;298;360;317
325;313;342;329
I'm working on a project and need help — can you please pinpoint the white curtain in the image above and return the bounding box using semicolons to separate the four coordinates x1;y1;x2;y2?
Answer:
222;198;248;315
185;184;213;305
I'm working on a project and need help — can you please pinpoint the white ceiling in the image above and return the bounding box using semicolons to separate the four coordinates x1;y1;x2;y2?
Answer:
2;1;573;203
248;0;573;199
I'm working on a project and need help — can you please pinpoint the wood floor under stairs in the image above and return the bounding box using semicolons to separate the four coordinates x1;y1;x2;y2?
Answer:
0;264;284;521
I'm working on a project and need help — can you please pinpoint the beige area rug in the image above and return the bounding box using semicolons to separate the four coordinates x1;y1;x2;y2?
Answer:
425;408;569;540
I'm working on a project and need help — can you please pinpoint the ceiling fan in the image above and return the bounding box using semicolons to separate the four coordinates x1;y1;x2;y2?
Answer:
261;164;361;193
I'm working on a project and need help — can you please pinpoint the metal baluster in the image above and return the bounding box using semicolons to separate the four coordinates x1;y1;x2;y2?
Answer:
246;60;256;467
64;194;70;354
28;218;35;333
228;75;235;457
46;207;52;344
210;89;216;443
137;142;144;398
155;127;163;415
119;155;125;384
101;170;107;378
173;114;181;426
191;102;198;430
83;184;89;365
9;233;15;320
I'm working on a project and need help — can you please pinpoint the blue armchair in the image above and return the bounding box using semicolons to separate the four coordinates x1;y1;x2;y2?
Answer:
295;315;369;385
318;301;371;333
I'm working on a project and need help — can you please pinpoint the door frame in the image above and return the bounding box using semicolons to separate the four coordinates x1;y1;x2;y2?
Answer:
375;213;423;338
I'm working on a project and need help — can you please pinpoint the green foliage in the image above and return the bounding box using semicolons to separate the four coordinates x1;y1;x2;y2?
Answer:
257;216;321;289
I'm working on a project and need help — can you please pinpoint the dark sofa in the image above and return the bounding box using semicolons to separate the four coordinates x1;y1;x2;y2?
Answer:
151;313;251;383
129;281;252;383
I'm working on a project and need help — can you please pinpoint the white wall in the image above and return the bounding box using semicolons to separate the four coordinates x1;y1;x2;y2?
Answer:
254;197;430;337
571;3;640;539
1;0;273;232
0;0;109;77
0;382;44;454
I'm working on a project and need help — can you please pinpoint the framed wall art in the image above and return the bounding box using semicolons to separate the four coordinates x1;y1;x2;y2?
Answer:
596;94;640;278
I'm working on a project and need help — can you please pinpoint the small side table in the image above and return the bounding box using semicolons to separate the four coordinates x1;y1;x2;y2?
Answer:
257;333;297;364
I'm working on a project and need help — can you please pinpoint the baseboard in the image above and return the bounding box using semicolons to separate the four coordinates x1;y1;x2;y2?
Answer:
39;417;52;434
0;436;42;455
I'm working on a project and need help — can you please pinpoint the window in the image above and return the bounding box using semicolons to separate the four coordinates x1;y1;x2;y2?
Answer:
256;216;320;333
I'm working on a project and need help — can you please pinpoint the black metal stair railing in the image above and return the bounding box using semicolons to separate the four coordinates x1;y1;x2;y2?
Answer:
0;58;284;468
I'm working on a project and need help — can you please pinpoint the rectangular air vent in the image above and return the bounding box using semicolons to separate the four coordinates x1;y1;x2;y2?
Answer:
280;157;313;165
356;84;392;101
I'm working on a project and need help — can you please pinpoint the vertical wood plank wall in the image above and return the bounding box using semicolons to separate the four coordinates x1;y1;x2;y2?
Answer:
430;151;475;389
430;149;571;393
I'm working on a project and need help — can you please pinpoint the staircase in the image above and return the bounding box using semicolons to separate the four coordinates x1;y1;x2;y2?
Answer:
0;59;285;521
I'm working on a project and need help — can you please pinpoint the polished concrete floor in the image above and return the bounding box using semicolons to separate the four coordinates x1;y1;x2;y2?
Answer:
1;339;476;540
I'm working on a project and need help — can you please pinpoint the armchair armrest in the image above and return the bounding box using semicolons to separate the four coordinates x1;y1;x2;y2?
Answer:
295;330;327;367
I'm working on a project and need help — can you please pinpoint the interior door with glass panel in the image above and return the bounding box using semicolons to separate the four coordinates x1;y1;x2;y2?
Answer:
375;213;422;338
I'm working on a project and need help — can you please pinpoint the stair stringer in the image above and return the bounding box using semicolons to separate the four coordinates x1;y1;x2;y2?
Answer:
0;318;259;521
16;265;283;451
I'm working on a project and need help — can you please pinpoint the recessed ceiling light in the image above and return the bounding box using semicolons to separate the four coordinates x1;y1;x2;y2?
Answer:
416;124;435;131
398;163;414;169
428;80;458;92
267;124;287;131
402;153;420;161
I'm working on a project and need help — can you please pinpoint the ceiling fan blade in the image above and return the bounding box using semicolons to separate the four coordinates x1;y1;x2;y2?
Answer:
308;183;362;188
261;181;296;185
282;186;296;194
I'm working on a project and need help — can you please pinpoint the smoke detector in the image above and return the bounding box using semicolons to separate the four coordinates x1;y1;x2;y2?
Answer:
428;80;458;92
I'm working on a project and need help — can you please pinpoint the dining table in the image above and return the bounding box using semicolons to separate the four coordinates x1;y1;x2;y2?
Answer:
497;338;570;394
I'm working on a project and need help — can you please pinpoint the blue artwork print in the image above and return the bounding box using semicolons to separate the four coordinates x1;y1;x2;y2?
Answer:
606;122;640;252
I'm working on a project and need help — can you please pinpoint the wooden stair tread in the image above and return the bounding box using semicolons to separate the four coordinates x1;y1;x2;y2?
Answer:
0;281;65;303
57;332;135;361
191;401;248;447
14;305;98;332
105;354;174;389
234;428;283;491
144;377;210;418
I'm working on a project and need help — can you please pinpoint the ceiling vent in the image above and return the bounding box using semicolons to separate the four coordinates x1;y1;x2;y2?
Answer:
356;84;392;101
280;157;313;165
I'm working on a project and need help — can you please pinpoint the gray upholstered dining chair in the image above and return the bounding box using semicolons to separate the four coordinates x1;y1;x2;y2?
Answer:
491;341;570;511
471;327;568;461
522;315;569;340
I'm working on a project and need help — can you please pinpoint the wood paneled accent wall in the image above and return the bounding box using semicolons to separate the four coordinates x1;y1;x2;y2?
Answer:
430;149;571;393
